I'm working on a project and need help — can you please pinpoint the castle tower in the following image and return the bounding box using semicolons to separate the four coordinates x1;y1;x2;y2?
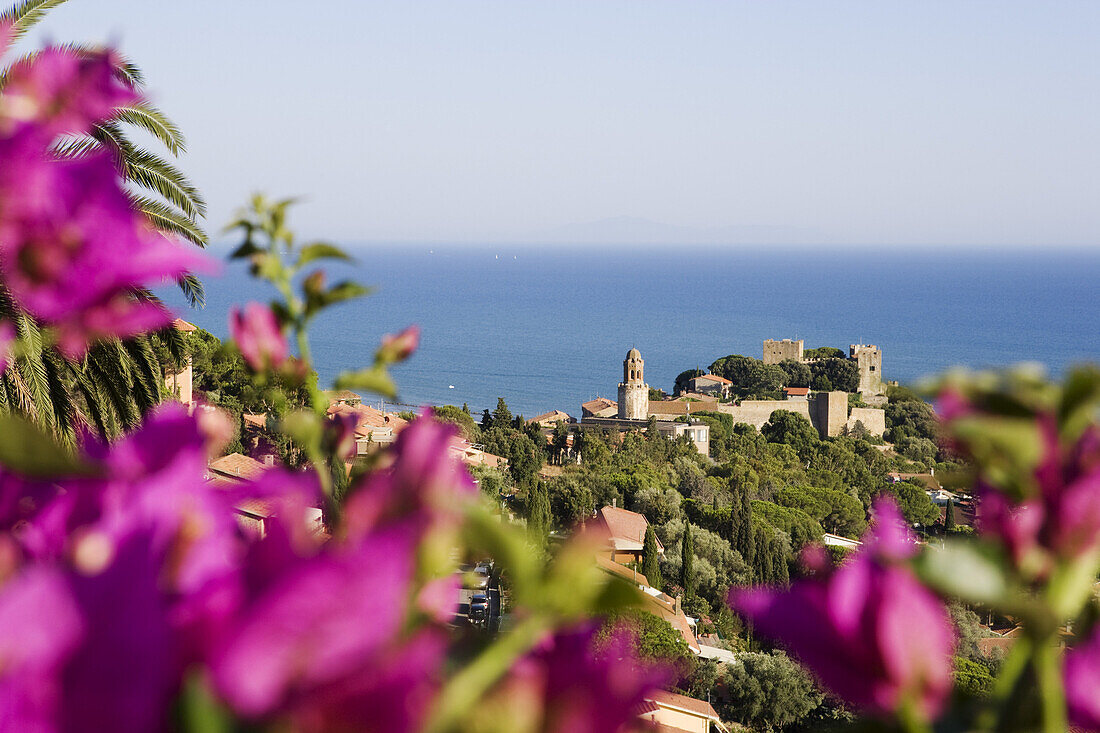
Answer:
763;339;804;364
618;347;649;420
849;344;883;396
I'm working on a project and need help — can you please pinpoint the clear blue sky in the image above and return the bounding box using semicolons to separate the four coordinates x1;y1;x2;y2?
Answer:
26;1;1100;247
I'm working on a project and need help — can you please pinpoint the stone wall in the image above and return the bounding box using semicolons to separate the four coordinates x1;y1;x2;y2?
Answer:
847;407;886;438
812;390;850;437
717;400;812;429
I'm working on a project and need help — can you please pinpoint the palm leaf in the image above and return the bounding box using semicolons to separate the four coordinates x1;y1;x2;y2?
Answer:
130;195;207;246
14;315;54;432
0;0;72;38
115;103;185;154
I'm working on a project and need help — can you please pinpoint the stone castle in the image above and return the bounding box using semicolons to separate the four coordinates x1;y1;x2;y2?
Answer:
583;344;887;441
762;338;883;397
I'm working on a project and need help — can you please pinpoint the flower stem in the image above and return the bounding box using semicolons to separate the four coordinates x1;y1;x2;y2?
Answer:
1034;641;1067;733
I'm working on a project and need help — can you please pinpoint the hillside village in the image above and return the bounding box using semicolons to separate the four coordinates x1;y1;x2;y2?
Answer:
166;321;993;731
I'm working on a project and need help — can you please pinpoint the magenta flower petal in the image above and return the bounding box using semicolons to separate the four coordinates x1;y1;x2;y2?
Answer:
0;567;84;731
1066;628;1100;729
729;506;954;719
213;528;414;718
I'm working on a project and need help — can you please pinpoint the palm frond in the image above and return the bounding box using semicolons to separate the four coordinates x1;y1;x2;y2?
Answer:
130;195;207;246
14;315;54;432
87;343;139;430
121;337;162;413
48;42;145;88
52;135;101;159
96;131;206;219
114;103;186;154
0;0;72;38
41;347;75;446
176;274;206;308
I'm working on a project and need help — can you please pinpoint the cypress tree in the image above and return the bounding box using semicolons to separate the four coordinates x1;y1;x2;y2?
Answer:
772;541;789;586
739;491;755;578
945;497;957;532
527;482;550;546
755;525;773;583
642;524;662;588
681;521;694;596
481;409;492;430
492;397;513;429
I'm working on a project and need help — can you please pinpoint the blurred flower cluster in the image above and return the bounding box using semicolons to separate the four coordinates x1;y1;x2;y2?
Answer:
0;33;665;733
727;366;1100;733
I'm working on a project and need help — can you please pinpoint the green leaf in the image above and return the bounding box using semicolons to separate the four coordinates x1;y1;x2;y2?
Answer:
319;281;371;308
279;411;323;454
176;672;232;733
334;366;396;398
0;415;95;477
914;540;1011;608
297;242;351;268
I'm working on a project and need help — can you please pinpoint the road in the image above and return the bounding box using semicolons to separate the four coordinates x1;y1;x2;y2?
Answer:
455;580;501;631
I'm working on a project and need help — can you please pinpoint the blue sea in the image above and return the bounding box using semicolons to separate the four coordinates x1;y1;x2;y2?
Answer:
163;246;1100;418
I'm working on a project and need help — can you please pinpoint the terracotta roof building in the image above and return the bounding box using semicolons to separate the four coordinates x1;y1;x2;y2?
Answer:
581;397;618;419
528;410;575;428
590;505;663;565
638;689;728;733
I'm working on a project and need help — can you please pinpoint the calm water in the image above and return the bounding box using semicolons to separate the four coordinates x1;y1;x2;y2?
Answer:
163;246;1100;418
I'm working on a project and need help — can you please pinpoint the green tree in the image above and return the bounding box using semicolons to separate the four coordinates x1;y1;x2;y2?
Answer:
761;410;820;458
546;476;594;528
680;520;694;596
804;346;845;360
777;358;811;388
721;651;823;730
809;357;859;392
945;497;957;532
596;609;693;673
886;480;940;527
430;404;478;439
526;481;551;546
480;408;492;429
492;397;513;429
641;524;663;588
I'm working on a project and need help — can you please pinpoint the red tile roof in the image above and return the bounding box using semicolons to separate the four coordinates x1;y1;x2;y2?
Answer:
208;453;266;481
529;410;573;424
646;690;721;721
595;506;662;552
693;374;732;385
172;318;197;332
327;404;409;437
784;386;810;396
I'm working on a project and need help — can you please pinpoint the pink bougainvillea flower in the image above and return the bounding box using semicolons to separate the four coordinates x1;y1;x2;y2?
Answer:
0;566;84;731
229;302;289;372
0;46;136;138
1065;626;1100;729
0;147;211;358
729;499;954;720
503;623;668;733
378;324;420;363
964;414;1100;570
0;320;14;374
289;630;446;733
212;527;415;719
341;415;476;542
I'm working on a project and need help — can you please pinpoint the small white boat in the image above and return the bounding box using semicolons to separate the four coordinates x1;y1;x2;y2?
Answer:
448;385;455;389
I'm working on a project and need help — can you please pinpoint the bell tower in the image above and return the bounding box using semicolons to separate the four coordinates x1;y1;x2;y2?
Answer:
618;348;648;420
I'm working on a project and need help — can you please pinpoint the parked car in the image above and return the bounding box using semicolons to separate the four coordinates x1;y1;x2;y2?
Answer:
469;593;489;621
471;565;490;589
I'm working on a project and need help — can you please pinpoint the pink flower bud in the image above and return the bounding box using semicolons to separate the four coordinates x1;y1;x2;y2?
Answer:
378;324;419;363
229;302;288;372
